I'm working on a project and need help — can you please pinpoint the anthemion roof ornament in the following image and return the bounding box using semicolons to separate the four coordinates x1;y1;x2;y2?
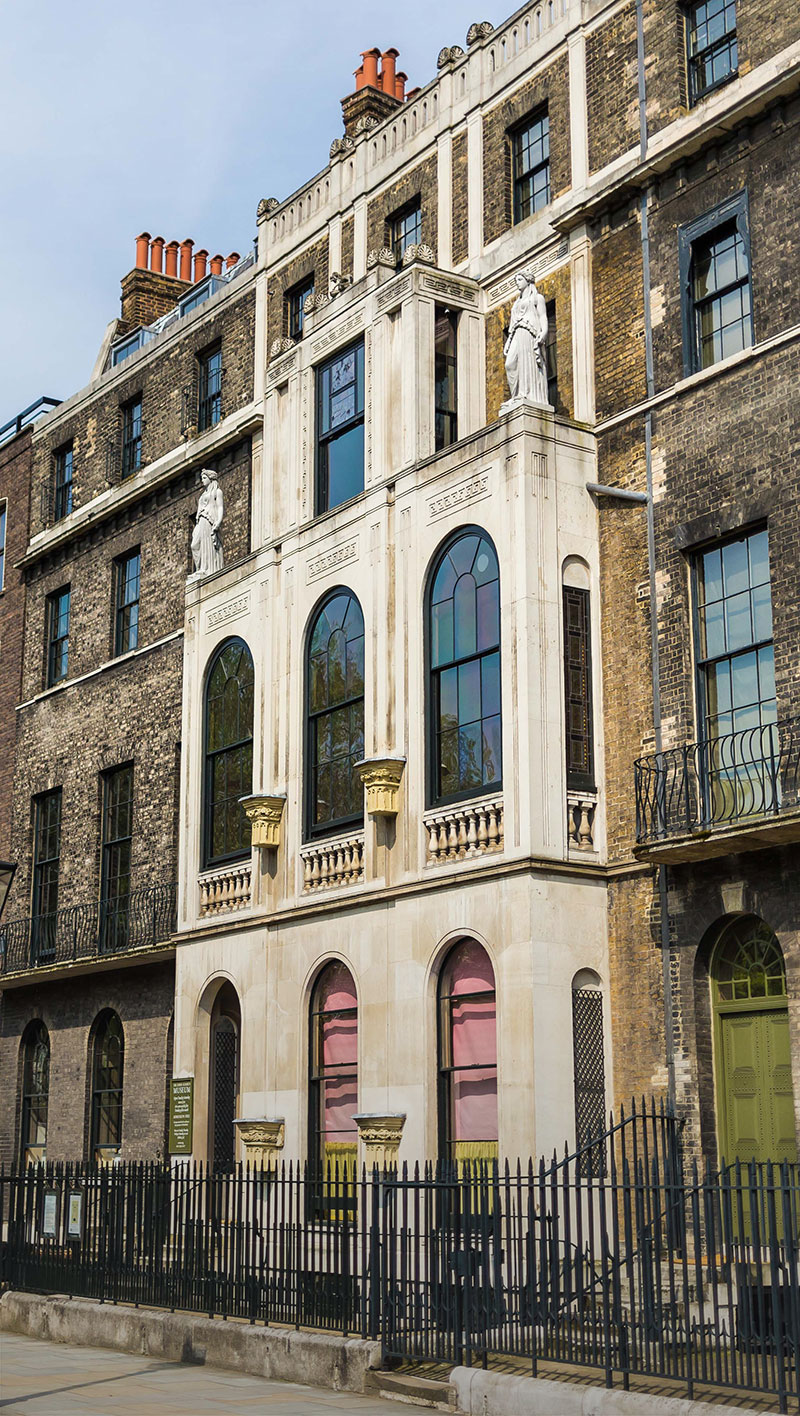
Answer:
257;197;280;219
466;21;494;45
437;45;465;67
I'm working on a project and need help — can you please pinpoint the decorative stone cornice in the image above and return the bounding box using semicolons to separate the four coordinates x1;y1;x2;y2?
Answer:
437;45;465;67
329;135;355;159
303;290;329;315
356;757;405;818
367;247;396;271
239;794;286;849
257;196;280;219
401;243;436;268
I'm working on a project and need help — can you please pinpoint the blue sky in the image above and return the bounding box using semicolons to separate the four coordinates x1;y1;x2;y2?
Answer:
0;0;507;420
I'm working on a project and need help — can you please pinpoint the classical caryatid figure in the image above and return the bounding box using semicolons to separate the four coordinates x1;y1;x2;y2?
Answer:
503;268;550;406
191;468;224;575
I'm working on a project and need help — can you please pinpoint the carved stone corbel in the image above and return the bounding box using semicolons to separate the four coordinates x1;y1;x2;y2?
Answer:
356;757;405;818
354;1113;405;1171
234;1117;285;1169
239;794;286;849
257;196;280;219
367;247;397;271
401;243;436;267
269;336;296;361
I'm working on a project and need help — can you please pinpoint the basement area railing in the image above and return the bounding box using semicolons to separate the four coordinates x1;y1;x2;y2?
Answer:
635;717;800;843
0;882;177;976
1;1098;799;1410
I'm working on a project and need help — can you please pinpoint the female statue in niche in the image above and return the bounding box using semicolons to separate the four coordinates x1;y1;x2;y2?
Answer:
191;468;224;575
503;268;550;405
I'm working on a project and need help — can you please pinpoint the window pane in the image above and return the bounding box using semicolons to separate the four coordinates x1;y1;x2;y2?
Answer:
453;575;477;659
431;600;454;668
481;652;501;718
458;720;483;790
326;424;364;509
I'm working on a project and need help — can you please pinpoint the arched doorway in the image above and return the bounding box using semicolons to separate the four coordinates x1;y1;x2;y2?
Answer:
712;917;797;1164
209;983;240;1170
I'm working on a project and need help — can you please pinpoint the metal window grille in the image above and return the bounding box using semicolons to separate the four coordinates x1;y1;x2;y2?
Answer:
114;551;140;656
212;1020;237;1169
287;278;314;339
121;399;142;478
512;110;550;222
687;0;737;105
198;347;222;432
53;445;73;521
563;586;595;791
572;987;606;1176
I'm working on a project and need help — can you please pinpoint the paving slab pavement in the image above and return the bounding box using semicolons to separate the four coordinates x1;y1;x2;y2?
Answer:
0;1332;403;1416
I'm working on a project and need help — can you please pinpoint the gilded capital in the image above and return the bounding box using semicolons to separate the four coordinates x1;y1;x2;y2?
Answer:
356;757;406;818
354;1113;405;1170
234;1116;285;1168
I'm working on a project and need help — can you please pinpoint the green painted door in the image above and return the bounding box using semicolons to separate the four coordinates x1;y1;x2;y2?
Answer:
719;1007;797;1165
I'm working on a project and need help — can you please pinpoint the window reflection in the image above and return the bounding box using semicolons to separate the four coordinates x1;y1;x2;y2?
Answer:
307;591;365;833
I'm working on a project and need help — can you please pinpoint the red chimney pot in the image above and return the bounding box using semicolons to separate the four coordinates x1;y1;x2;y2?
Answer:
226;252;240;269
361;48;380;89
135;232;151;270
379;48;398;93
149;236;165;274
165;240;179;278
193;249;208;281
179;239;194;281
210;254;224;275
395;71;407;101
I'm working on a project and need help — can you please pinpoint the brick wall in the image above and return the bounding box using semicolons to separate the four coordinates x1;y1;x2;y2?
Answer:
0;961;174;1164
0;429;33;859
586;2;639;174
592;208;647;421
32;287;255;532
451;130;468;266
482;55;570;247
366;155;438;257
266;237;329;353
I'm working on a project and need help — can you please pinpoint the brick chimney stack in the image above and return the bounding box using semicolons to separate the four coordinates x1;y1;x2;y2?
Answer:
120;232;195;327
341;47;406;136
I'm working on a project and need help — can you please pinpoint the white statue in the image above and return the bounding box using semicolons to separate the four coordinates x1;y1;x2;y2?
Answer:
191;468;224;575
503;268;550;406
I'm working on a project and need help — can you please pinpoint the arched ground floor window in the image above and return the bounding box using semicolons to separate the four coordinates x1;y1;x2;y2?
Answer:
20;1021;49;1166
309;961;358;1213
438;939;498;1168
90;1011;124;1163
209;983;241;1171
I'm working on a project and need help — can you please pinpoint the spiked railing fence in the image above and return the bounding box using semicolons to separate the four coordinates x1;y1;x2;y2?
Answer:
1;1099;798;1411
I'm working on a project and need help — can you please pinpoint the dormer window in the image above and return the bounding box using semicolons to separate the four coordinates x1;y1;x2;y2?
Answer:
389;198;422;266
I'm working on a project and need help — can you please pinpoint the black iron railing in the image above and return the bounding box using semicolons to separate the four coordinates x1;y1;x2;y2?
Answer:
0;882;176;976
2;1099;799;1410
635;717;800;844
0;396;60;449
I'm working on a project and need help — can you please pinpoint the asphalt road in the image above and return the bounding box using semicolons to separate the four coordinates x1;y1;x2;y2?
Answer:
0;1332;402;1415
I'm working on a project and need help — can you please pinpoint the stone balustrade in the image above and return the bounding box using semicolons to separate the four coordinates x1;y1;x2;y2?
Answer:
567;793;597;850
199;861;252;917
300;833;365;892
424;798;504;865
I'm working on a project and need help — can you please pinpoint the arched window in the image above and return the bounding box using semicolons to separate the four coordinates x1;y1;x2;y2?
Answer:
711;917;795;1164
438;940;498;1165
306;591;365;835
571;971;606;1174
309;962;358;1186
428;530;501;805
20;1021;49;1165
90;1011;124;1160
204;638;254;867
209;983;240;1170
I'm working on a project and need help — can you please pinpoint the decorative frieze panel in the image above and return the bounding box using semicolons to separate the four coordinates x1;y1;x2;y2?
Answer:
487;242;570;309
311;312;364;358
421;273;479;306
266;349;297;386
306;537;359;582
427;472;490;522
300;833;365;892
206;592;250;632
199;861;252;917
424;798;504;865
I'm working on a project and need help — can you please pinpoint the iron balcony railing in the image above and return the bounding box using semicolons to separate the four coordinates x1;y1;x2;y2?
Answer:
0;882;176;977
635;717;800;845
0;396;60;449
